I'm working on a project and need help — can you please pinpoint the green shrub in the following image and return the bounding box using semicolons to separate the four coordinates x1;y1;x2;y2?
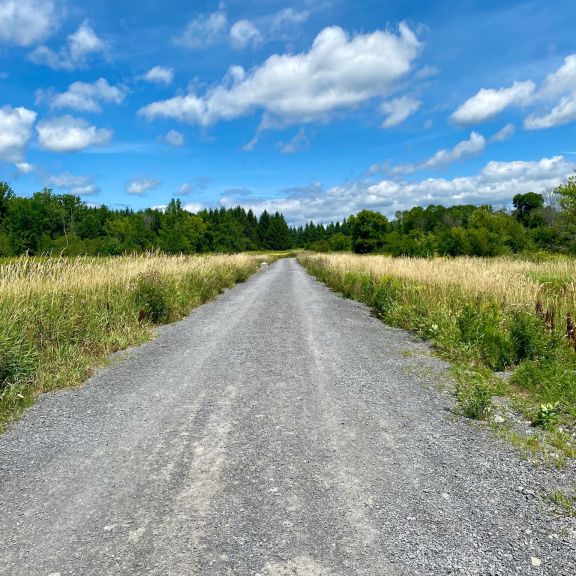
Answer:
512;356;576;408
510;310;555;362
456;301;513;370
533;402;560;429
132;270;170;323
454;367;494;420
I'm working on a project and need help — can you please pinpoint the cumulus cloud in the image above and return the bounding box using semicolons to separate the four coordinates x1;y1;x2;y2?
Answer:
224;156;572;225
15;162;35;174
162;129;185;147
536;54;576;100
277;128;309;154
70;183;100;196
489;123;516;142
143;66;174;85
451;81;535;125
525;97;576;130
0;105;37;163
47;172;100;195
41;78;126;113
524;55;576;130
183;202;204;213
37;116;112;152
452;54;576;130
30;21;106;70
380;96;421;128
173;3;227;49
230;19;262;50
126;178;161;195
140;23;421;127
271;8;309;31
0;0;59;46
178;183;192;196
175;177;208;196
389;132;486;175
173;5;307;51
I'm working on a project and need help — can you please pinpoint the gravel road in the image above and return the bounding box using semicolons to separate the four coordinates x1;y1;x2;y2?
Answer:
1;258;574;575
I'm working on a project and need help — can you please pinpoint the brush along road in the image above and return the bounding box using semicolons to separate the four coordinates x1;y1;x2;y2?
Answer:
0;258;574;575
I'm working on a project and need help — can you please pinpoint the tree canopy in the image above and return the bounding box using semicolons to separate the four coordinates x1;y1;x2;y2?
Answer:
1;174;576;257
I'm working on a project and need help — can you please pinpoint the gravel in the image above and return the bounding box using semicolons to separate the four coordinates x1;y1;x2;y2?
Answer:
0;258;574;575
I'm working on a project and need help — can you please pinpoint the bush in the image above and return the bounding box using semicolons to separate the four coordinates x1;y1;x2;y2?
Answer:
512;356;576;408
132;270;170;323
455;368;494;420
510;310;555;362
456;301;514;370
533;402;560;429
0;325;37;390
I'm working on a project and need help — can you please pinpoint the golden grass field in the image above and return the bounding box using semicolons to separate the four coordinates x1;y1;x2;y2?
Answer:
0;253;273;429
302;253;576;319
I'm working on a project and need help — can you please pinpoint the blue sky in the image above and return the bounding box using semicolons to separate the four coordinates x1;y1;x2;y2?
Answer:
1;0;575;224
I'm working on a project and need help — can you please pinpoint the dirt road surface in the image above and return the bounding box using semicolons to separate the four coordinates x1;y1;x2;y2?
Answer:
1;258;574;575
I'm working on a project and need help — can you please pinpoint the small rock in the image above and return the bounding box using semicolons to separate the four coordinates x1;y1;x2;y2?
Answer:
493;415;505;424
531;556;542;567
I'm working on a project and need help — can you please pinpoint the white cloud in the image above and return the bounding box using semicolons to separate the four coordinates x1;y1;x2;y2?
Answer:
37;116;112;152
390;132;486;174
226;156;572;225
524;55;576;130
178;183;192;195
173;3;227;49
47;172;89;187
536;54;576;100
414;65;438;80
450;54;576;131
43;78;126;113
162;129;185;147
30;21;106;70
230;19;262;50
451;81;535;125
380;96;421;128
140;23;421;126
271;8;309;31
489;123;515;142
70;183;99;196
15;162;35;174
46;172;100;196
175;177;208;196
0;0;59;46
0;105;36;163
183;202;204;213
143;66;174;85
525;96;576;130
126;178;161;195
277;128;309;154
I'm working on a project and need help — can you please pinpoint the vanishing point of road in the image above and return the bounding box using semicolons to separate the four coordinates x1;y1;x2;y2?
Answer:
1;259;574;575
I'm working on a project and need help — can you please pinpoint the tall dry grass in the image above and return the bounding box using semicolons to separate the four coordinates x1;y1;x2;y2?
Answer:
0;253;272;430
305;254;576;318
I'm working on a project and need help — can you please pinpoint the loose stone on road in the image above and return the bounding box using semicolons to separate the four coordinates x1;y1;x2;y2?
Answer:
0;259;574;575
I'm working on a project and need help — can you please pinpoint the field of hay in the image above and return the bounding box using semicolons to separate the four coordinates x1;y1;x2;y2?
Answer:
0;253;272;430
301;253;576;319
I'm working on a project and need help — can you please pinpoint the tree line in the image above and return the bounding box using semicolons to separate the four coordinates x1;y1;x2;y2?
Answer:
1;174;575;256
